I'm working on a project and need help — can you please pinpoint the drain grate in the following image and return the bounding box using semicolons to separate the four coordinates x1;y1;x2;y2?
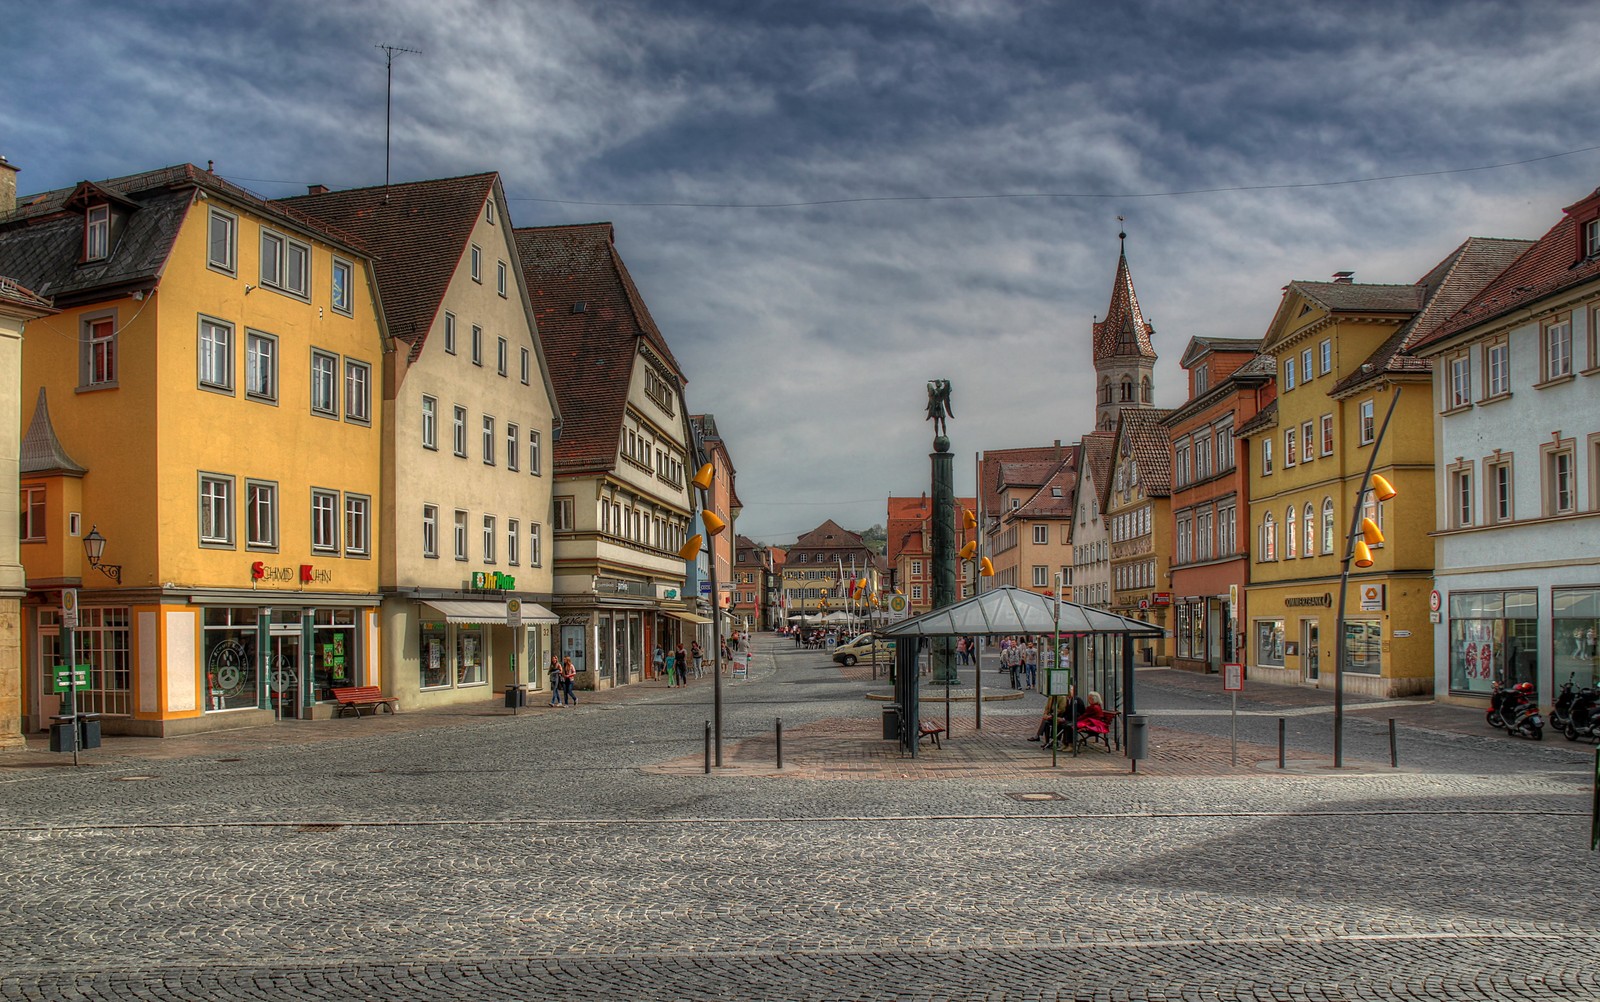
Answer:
1007;791;1066;802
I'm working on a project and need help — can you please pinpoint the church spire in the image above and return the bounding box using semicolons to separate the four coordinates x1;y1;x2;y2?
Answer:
1090;227;1159;433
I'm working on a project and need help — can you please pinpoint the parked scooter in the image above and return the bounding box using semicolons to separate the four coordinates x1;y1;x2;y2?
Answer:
1551;676;1576;733
1487;680;1542;738
1561;684;1600;742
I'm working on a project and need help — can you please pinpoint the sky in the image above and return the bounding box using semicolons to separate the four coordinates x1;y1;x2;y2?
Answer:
6;0;1600;545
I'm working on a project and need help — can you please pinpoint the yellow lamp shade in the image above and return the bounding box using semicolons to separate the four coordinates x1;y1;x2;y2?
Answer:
1360;517;1384;547
692;463;715;491
1353;540;1374;568
959;541;977;560
1370;473;1397;502
702;510;727;536
980;557;995;577
677;534;703;561
962;509;977;529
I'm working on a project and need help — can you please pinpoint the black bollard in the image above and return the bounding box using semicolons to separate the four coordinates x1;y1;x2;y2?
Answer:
1389;718;1398;768
776;717;784;769
704;721;712;774
1278;718;1286;770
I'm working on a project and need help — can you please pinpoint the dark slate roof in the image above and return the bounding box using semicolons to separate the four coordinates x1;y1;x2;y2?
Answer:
1331;237;1534;396
0;164;365;308
515;223;686;476
1292;281;1421;315
280;174;496;363
1235;398;1279;438
1418;195;1596;350
19;388;85;475
1092;246;1157;363
1115;408;1175;497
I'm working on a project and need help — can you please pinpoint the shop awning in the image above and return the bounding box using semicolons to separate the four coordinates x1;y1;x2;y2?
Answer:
663;610;715;624
421;600;559;625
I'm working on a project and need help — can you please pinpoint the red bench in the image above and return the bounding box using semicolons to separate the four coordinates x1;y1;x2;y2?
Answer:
331;686;398;718
918;720;945;749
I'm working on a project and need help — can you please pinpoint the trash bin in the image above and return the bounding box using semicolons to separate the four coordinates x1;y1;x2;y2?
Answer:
882;704;900;740
1126;713;1149;761
49;718;77;753
78;713;102;750
503;685;527;708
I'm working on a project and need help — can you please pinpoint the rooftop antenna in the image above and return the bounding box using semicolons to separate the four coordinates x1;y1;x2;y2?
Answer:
375;43;422;203
1117;215;1126;254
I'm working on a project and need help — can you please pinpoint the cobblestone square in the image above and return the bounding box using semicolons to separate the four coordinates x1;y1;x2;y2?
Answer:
1;637;1596;1000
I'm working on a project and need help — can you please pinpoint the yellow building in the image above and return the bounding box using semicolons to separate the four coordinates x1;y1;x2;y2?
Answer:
1240;241;1531;696
3;165;387;735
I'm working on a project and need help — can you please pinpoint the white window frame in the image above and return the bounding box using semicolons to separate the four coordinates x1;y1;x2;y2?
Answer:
1543;317;1573;382
421;395;438;450
310;349;338;417
207;209;237;274
1299;421;1314;464
444;312;457;355
199;473;235;548
345;493;371;557
520;347;530;385
311;488;339;554
453;406;468;457
471;325;483;366
1301;348;1313;384
497;336;508;377
81;313;117;389
1285;357;1297;391
85;204;109;261
1485;338;1510;398
344;359;371;424
1262;437;1273;475
260;228;310;298
245;480;278;550
506;423;519;471
1359;399;1375;445
1320;414;1334;457
245;329;277;403
422;504;439;559
530;522;543;566
1449;354;1472;409
331;256;354;316
1319;338;1332;375
198;316;234;392
482;415;496;466
482;514;497;564
1032;525;1048;545
470;244;482;283
497;261;508;298
507;518;520;565
454;510;469;561
1486;457;1513;524
529;429;542;475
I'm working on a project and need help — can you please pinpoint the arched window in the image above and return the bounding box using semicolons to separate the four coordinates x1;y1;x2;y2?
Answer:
1262;512;1277;561
1120;379;1133;401
1303;503;1315;558
1099;379;1112;404
1321;497;1335;554
1140;375;1153;403
1286;505;1298;559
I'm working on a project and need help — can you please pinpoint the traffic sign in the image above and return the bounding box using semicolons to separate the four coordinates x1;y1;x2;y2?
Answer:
1223;663;1243;691
52;665;89;693
506;598;522;629
62;589;79;629
1429;590;1441;613
699;580;712;597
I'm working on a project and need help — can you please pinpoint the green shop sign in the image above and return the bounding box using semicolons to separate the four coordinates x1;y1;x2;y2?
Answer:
472;571;517;591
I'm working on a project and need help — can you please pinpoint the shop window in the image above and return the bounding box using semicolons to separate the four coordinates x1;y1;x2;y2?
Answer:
1256;620;1285;667
1449;590;1538;695
456;623;486;686
1553;588;1600;690
419;621;450;689
311;608;359;700
74;606;132;716
203;607;261;712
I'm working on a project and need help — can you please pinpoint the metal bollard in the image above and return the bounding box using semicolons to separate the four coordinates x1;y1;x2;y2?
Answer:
1389;718;1398;768
776;717;784;769
704;721;711;775
1278;718;1286;769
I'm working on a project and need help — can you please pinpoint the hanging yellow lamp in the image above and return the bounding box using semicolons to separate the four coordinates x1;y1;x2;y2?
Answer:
1370;473;1397;502
1353;540;1374;568
1360;517;1384;547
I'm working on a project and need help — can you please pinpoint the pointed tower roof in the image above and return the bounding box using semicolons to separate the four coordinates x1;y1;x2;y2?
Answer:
1092;233;1158;364
19;388;86;476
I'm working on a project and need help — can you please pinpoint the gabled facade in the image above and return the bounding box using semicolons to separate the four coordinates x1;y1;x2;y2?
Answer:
517;223;697;689
1161;338;1274;673
1412;191;1600;708
977;445;1062;601
1106;408;1174;663
732;535;773;632
2;164;387;735
778;520;881;621
887;493;975;612
995;451;1078;599
1242;239;1531;696
284;174;562;708
1070;432;1115;610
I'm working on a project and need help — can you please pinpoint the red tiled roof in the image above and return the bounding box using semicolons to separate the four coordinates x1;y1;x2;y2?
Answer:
515;223;686;475
978;446;1066;516
1331;236;1533;395
1417;196;1596;350
281;174;497;364
1076;432;1115;512
1013;450;1080;520
1092;247;1157;364
1114;408;1175;498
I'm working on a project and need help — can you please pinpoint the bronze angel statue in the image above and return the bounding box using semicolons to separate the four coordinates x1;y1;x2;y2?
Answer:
926;379;953;438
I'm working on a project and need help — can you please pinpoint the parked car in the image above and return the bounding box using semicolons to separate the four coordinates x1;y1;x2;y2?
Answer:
832;633;897;666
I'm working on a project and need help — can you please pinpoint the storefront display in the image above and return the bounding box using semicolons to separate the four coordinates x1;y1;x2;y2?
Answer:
456;623;485;686
204;607;261;712
420;622;450;689
311;608;359;700
1256;620;1284;668
1449;590;1538;695
1552;587;1600;689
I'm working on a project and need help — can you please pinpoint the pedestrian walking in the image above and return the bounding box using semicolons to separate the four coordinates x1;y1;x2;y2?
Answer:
674;643;689;686
1004;642;1021;690
1024;640;1038;690
547;655;563;706
663;647;676;686
560;655;577;706
691;640;704;678
652;645;665;682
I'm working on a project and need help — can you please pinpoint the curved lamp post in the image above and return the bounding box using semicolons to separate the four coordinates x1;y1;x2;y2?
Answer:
679;463;727;765
82;525;122;584
1333;388;1401;768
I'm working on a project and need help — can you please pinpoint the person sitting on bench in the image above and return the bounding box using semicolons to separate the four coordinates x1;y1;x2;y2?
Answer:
1029;690;1084;742
1076;691;1112;740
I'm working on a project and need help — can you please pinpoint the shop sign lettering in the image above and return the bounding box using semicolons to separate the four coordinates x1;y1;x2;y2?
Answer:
471;571;517;590
1285;594;1333;608
251;562;331;585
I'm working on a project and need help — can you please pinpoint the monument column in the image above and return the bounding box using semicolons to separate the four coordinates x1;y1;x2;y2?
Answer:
926;380;958;685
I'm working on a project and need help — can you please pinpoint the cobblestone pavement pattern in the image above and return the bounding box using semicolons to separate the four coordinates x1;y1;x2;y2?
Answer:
1;635;1597;1000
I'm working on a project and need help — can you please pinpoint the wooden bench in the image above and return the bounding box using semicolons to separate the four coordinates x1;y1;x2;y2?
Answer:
331;686;398;718
918;720;945;749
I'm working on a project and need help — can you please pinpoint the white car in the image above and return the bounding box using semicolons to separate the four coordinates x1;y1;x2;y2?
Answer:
831;634;897;666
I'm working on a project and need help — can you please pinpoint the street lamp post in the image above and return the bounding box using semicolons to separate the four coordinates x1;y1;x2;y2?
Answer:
679;463;728;766
1333;387;1402;768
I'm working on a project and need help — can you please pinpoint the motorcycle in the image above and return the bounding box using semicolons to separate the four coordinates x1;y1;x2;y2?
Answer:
1551;675;1577;734
1487;680;1542;739
1562;685;1600;742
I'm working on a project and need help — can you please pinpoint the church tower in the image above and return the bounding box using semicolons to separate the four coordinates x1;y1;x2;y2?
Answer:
1091;230;1158;432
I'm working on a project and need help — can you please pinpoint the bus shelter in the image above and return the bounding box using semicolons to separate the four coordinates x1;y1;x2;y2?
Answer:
878;586;1164;756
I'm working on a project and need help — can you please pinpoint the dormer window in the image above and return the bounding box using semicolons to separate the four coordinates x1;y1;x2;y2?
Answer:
1586;218;1600;259
85;204;110;261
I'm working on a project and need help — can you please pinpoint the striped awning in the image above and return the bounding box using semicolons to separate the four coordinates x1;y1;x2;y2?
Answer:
421;600;558;625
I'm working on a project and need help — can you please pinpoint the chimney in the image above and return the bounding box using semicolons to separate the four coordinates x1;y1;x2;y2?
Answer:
1332;271;1354;284
307;184;329;196
0;155;18;217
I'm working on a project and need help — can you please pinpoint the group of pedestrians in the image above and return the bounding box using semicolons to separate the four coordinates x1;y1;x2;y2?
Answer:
653;641;707;686
997;638;1040;690
546;655;578;706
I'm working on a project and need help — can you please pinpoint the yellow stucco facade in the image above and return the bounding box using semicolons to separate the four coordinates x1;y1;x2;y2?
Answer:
1243;291;1436;696
17;176;386;735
